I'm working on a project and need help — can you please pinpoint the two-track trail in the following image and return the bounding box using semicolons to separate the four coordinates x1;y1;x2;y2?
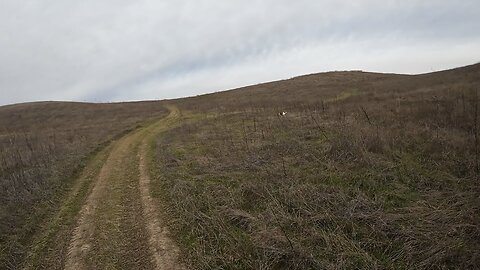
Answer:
60;105;185;270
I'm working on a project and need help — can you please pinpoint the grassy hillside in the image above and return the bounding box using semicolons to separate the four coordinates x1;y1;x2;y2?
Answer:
0;101;167;269
0;63;479;269
149;64;480;269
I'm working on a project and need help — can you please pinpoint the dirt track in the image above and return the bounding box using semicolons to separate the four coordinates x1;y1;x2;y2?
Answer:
64;106;184;270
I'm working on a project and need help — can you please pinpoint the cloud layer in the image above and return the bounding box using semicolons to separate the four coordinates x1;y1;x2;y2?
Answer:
1;0;479;105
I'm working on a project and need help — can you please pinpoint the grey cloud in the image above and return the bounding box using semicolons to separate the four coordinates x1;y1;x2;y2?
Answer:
1;0;479;105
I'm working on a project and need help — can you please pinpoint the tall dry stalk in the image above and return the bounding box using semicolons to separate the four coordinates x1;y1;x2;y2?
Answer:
360;105;372;126
474;89;479;176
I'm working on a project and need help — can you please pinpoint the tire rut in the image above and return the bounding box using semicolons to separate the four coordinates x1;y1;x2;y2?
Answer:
64;139;122;270
139;142;185;270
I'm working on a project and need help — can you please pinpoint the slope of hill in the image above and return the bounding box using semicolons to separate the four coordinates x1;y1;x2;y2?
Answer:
156;63;480;269
0;101;167;269
0;63;479;269
177;63;480;113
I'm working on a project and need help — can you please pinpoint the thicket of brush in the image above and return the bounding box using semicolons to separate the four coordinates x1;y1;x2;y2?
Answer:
0;101;167;269
152;65;480;269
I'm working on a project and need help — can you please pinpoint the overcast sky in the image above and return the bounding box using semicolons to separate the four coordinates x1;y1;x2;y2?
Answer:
1;0;479;105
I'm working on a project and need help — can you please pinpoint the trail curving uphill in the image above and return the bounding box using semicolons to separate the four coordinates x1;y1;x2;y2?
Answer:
64;105;185;270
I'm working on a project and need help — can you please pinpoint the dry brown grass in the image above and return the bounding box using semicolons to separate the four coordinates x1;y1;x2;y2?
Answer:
150;64;480;269
0;101;167;269
1;63;479;269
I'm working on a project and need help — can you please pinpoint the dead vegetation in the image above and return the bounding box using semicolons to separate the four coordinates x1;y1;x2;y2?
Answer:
150;64;480;269
0;101;167;269
1;63;479;269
